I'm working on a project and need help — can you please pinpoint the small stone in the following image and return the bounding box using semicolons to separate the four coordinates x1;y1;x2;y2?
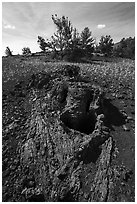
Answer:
79;148;83;152
32;97;37;101
112;93;116;97
121;182;125;186
121;111;127;118
5;180;9;185
123;125;130;131
80;161;83;165
127;116;133;121
102;131;109;135
41;150;45;156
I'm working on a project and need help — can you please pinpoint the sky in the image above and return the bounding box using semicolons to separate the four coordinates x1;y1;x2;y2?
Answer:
2;2;135;55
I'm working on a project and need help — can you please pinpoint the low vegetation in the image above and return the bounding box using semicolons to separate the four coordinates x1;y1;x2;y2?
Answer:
22;47;31;56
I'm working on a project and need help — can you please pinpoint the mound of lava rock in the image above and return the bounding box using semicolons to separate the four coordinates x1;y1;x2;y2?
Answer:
3;65;130;202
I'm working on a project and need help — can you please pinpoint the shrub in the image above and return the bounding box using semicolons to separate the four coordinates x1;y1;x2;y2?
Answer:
22;47;31;55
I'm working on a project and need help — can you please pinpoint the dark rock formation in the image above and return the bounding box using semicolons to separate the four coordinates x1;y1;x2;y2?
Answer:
19;66;114;201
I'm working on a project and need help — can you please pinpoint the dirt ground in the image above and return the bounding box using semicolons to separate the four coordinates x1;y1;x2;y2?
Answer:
2;56;135;202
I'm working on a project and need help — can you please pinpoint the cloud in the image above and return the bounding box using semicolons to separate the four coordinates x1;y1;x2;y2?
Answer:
4;24;15;29
97;24;106;29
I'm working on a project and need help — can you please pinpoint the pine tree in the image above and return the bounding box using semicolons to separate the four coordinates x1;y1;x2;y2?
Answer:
80;27;95;57
37;36;49;52
99;35;114;57
51;14;73;56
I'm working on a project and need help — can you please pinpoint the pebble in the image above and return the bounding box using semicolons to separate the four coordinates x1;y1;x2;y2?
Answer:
123;125;130;131
102;131;109;135
32;97;37;102
112;93;116;97
121;182;125;186
41;150;45;156
5;180;9;185
127;116;133;121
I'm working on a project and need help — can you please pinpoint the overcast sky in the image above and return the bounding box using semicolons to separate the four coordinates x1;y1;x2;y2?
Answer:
2;2;135;55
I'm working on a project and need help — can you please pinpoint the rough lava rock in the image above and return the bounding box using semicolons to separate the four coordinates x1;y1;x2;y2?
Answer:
3;64;133;202
20;66;114;201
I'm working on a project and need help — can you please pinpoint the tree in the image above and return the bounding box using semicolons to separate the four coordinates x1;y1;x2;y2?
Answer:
22;47;31;55
51;16;95;60
5;47;12;56
37;36;50;52
37;14;95;62
63;28;84;62
98;35;114;57
113;37;135;59
80;27;95;57
51;14;73;57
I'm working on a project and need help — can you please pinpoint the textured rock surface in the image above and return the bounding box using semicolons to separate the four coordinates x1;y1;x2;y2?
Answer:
3;64;134;202
19;67;113;201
